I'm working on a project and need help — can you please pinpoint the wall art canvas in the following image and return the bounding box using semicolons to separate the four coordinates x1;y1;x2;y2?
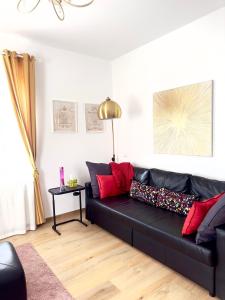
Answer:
53;100;77;132
153;80;213;156
85;103;104;133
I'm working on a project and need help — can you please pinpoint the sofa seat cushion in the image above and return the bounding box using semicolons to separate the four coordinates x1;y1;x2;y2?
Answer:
92;196;215;266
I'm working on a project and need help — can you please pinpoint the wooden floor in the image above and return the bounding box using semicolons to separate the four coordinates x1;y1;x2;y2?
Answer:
5;211;215;300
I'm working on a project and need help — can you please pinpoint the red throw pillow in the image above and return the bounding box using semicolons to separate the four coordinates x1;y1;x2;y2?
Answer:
109;162;134;193
182;192;225;235
96;175;121;199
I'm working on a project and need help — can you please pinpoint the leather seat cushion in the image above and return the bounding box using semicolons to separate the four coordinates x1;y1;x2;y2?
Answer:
93;196;215;266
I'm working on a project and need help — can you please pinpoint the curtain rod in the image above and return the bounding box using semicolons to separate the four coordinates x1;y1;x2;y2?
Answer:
1;51;36;60
2;52;22;57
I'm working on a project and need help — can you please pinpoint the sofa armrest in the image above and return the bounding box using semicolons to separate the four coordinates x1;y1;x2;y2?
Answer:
85;182;93;199
85;182;94;222
215;224;225;299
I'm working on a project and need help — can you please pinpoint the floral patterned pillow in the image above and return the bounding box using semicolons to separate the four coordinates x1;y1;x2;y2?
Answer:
130;180;159;206
156;187;197;216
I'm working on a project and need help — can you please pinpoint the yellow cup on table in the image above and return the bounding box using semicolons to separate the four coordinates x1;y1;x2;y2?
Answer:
68;178;78;188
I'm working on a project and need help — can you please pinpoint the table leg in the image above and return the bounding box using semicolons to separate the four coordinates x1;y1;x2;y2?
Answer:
79;192;88;227
79;192;82;222
52;194;61;235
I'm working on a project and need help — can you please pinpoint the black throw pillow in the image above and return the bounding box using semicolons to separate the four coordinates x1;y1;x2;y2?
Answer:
196;193;225;244
86;161;111;198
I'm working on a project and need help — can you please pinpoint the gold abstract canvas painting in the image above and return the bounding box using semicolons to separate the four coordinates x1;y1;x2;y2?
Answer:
153;81;212;156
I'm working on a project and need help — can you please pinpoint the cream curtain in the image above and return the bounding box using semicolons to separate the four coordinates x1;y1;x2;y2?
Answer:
2;50;45;225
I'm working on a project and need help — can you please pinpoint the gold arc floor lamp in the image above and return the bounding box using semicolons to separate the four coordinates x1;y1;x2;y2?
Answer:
98;97;122;162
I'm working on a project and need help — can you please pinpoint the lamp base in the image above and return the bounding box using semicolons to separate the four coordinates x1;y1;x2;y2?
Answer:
112;154;115;162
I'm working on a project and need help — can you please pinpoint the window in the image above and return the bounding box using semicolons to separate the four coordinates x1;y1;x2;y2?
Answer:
0;57;32;183
0;57;35;239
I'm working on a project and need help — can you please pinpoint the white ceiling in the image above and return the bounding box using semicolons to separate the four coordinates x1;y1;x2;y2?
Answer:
1;0;225;60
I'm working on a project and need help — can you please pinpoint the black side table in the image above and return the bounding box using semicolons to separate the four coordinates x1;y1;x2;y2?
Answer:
48;185;87;235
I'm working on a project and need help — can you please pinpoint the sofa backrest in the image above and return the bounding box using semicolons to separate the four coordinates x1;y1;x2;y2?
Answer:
133;167;225;200
134;167;150;185
149;168;190;193
190;175;225;200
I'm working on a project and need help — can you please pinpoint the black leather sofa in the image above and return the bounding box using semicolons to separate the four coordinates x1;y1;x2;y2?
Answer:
85;167;225;299
0;242;27;300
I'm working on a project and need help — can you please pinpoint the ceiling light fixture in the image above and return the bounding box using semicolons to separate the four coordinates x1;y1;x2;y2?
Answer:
17;0;94;21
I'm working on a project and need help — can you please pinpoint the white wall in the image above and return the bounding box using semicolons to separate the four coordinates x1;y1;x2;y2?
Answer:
2;6;225;218
112;7;225;181
0;33;112;217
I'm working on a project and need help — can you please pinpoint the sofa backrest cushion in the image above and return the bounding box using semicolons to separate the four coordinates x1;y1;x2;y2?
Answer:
134;167;149;185
190;175;225;200
149;168;190;193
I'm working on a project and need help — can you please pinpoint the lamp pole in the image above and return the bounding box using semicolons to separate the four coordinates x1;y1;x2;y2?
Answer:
111;119;115;162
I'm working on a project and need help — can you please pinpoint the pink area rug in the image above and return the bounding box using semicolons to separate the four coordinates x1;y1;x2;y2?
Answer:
16;243;74;300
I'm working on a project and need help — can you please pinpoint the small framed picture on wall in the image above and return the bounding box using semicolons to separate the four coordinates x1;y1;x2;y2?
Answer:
53;100;78;132
85;103;104;133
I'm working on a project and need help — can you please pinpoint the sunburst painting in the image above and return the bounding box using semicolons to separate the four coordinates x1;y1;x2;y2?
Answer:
153;81;213;156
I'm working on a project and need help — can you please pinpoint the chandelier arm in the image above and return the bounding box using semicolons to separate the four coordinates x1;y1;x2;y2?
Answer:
63;0;94;7
51;0;65;21
17;0;41;13
17;0;94;21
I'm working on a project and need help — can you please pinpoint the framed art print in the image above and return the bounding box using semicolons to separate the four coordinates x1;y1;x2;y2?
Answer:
85;103;104;133
53;100;78;132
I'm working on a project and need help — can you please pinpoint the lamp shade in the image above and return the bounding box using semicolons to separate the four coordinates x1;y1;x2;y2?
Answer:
98;97;122;120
